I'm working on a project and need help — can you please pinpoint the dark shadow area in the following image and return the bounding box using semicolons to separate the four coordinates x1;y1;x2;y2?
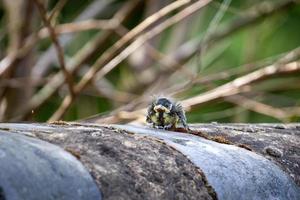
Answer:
0;187;6;200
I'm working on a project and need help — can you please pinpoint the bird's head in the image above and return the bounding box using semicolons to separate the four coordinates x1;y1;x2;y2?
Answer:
153;97;173;114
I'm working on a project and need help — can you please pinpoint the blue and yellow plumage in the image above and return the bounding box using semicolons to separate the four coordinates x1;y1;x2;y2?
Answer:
146;97;187;130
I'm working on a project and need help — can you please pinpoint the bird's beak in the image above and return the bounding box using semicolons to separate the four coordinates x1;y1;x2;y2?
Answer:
154;105;170;113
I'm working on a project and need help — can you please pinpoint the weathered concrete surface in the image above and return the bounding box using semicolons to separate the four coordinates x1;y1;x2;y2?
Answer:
0;129;101;200
189;123;300;186
0;123;216;200
1;123;299;200
115;124;300;200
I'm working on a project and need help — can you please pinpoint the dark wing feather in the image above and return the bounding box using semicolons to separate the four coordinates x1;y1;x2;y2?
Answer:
175;103;188;128
146;102;155;123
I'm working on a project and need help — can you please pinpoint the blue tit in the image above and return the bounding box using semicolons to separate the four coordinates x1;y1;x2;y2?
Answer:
146;97;188;130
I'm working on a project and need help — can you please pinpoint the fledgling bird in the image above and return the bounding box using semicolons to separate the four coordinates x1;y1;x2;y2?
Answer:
146;97;188;130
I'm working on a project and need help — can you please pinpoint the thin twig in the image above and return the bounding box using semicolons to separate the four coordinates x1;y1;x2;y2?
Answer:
0;32;39;78
198;0;231;71
0;0;67;77
92;62;300;124
225;95;291;122
48;0;210;121
114;24;195;81
82;0;299;124
0;77;48;88
92;79;138;103
48;0;68;24
0;0;34;120
32;0;115;77
120;0;296;97
144;43;195;79
198;107;245;121
38;19;118;38
172;0;296;66
90;48;300;124
211;0;241;15
11;0;140;121
166;52;285;96
33;0;75;97
0;54;17;76
181;59;300;110
0;0;113;78
77;0;199;91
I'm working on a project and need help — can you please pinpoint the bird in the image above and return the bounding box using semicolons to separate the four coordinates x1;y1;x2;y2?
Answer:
146;97;188;130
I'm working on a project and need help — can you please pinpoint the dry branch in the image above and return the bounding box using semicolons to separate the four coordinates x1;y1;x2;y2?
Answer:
0;0;35;120
225;95;292;122
119;0;297;98
5;0;296;121
32;0;114;77
2;0;298;123
89;48;300;124
33;0;75;97
181;61;300;110
11;1;140;121
101;0;299;115
172;0;296;65
48;0;67;24
48;0;212;121
0;0;68;77
0;0;113;78
38;19;118;38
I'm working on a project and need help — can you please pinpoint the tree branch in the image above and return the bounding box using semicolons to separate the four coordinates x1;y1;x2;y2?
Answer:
11;1;140;121
87;48;300;124
33;0;75;97
181;49;300;110
48;0;212;121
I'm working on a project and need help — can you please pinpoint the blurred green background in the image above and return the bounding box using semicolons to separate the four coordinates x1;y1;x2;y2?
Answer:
0;0;299;123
